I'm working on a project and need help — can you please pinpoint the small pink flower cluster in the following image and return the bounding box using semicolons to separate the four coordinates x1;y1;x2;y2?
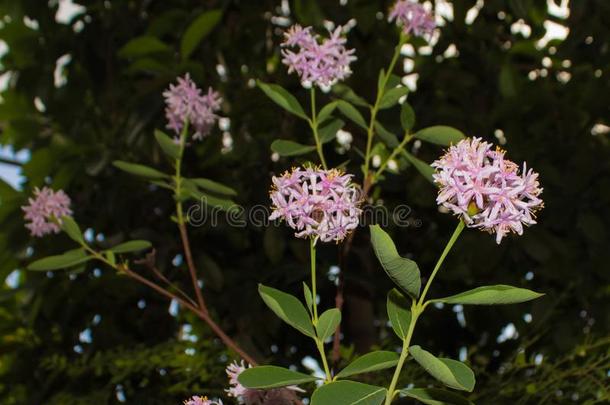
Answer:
281;24;356;91
269;167;362;243
226;361;302;405
22;187;72;237
432;138;544;244
163;74;222;140
183;396;222;405
389;0;436;38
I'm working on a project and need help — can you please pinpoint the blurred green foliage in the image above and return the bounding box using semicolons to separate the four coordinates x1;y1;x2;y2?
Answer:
0;0;608;403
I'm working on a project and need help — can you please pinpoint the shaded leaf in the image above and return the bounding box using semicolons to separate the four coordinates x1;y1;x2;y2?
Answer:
409;346;475;392
336;351;399;379
259;284;316;338
402;151;435;184
257;81;308;119
433;285;544;305
387;289;412;339
61;216;84;244
337;100;367;129
319;118;345;144
311;381;386;405
181;9;222;59
333;84;369;107
28;249;91;271
271;140;317;156
188;178;237;196
109;240;152;254
414;126;465;146
113;161;168;179
154;129;180;159
316;308;341;341
379;86;409;109
238;366;318;389
369;225;421;299
118;36;170;58
400;102;416;132
374;121;400;148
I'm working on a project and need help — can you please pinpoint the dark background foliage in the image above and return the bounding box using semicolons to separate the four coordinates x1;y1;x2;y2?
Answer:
0;0;608;404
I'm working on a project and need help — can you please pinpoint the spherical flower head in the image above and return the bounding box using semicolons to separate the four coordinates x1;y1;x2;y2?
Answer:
163;73;222;140
183;396;223;405
281;24;357;91
432;137;544;244
22;187;72;237
226;360;303;405
269;167;362;243
389;1;436;38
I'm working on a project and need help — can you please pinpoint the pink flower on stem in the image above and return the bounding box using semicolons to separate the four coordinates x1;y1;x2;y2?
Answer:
226;361;302;405
163;74;222;140
281;24;357;91
22;187;72;237
432;137;544;244
389;0;436;38
269;167;362;243
183;396;223;405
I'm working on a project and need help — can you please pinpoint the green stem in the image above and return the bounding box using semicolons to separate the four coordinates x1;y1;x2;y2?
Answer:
310;238;332;382
310;88;328;169
363;35;408;177
373;133;413;183
383;220;465;404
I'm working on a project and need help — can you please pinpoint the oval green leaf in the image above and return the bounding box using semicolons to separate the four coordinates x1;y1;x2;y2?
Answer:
109;240;152;254
387;289;412;339
337;100;367;129
181;9;222;59
316;308;341;341
188;178;237;196
154;129;180;159
28;249;91;271
311;381;387;405
336;350;400;379
414;126;465;146
238;365;318;389
118;36;170;58
401;388;474;405
319;118;345;144
258;284;315;338
113;161;168;179
402;150;435;184
374;121;400;148
60;216;84;244
271;140;316;156
409;346;475;392
303;282;313;315
400;102;416;132
257;81;308;119
317;101;338;124
379;86;409;110
433;285;544;305
369;225;420;299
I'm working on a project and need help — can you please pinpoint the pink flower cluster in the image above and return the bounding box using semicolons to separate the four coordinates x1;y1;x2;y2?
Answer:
281;24;357;91
226;361;302;405
163;74;222;140
183;396;222;405
22;187;72;237
269;167;362;243
432;138;544;244
389;0;436;38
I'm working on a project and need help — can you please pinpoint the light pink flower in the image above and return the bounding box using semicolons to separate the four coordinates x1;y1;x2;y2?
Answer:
163;74;222;140
432;138;544;244
269;167;362;243
226;361;303;405
183;396;222;405
281;24;356;91
389;0;436;38
22;187;72;237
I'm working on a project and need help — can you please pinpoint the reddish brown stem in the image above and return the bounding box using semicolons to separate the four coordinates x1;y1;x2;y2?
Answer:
178;221;207;313
120;265;258;366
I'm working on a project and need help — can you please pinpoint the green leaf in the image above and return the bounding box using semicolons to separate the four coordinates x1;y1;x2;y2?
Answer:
311;381;387;405
409;346;475;392
61;216;83;243
303;282;313;315
402;151;435;184
414;126;465;146
401;388;474;405
113;161;168;179
154;129;180;159
118;36;170;58
318;101;338;124
374;121;400;148
433;285;544;305
109;240;152;254
336;351;400;379
188;178;237;196
28;249;91;271
271;140;317;156
316;308;341;341
400;102;416;132
333;84;369;107
258;284;316;338
187;189;237;212
379;86;409;109
337;100;367;129
105;250;116;266
180;9;222;59
377;69;386;93
238;366;319;389
369;225;421;299
387;289;412;339
257;81;308;119
319;118;345;144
